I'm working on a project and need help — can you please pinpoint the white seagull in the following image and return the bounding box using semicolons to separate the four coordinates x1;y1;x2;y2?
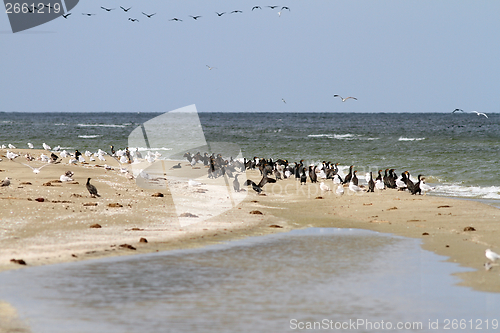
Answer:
334;95;357;102
21;163;50;174
206;65;217;70
8;144;16;149
485;249;500;262
336;184;344;195
42;143;51;150
349;181;363;193
320;182;331;191
27;143;34;149
0;177;11;186
471;111;488;118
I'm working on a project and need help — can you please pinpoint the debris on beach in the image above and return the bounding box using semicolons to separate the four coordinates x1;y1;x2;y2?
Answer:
464;226;476;232
269;224;283;228
10;259;26;265
108;203;123;208
180;212;198;218
250;210;263;215
119;244;136;250
83;202;98;206
90;224;102;228
151;192;164;197
139;237;148;243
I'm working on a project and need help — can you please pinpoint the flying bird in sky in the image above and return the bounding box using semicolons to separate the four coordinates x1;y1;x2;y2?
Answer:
471;111;488;118
267;6;279;9
206;65;217;70
128;18;139;22
216;12;226;16
281;6;291;11
452;108;464;113
231;10;243;14
190;15;202;20
142;12;156;18
334;95;357;102
100;7;115;11
62;13;71;19
170;17;182;21
252;6;262;10
82;13;96;16
282;98;286;104
120;6;131;12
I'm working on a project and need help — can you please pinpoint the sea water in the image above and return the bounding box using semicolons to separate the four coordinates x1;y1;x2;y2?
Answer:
0;229;499;332
1;112;499;202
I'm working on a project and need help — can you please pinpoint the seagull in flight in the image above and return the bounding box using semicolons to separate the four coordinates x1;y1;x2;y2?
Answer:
82;13;96;16
100;7;115;11
62;13;71;18
452;108;464;113
206;65;217;70
231;10;243;14
267;6;279;9
142;12;156;18
252;6;262;10
170;17;182;21
471;111;488;118
120;6;131;12
21;163;50;174
334;94;357;102
190;15;202;20
128;18;139;22
282;98;286;104
281;6;291;11
216;12;226;16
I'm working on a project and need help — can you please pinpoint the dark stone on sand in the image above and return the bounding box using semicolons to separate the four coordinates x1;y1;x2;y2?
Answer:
90;224;102;228
52;200;72;203
269;224;283;228
130;228;144;231
51;180;62;183
464;226;476;231
139;238;148;243
251;200;258;203
71;193;83;198
315;196;323;199
250;210;263;215
71;254;77;258
151;192;164;197
42;182;52;186
422;232;429;236
35;197;45;202
83;202;98;206
180;212;198;218
108;203;123;208
437;205;451;208
120;244;136;250
20;182;32;185
10;259;26;265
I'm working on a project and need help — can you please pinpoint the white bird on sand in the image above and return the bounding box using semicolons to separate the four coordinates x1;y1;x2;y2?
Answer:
60;150;68;158
471;111;488;118
188;179;202;186
98;153;106;161
85;150;92;157
336;184;344;195
53;145;61;151
485;249;500;262
60;173;73;182
89;156;96;162
27;143;34;149
320;182;331;191
333;174;342;184
21;163;50;174
78;155;86;163
375;179;385;190
6;151;19;160
419;178;435;194
0;177;11;186
349;181;363;193
8;144;16;149
40;154;50;162
334;94;357;102
42;143;51;150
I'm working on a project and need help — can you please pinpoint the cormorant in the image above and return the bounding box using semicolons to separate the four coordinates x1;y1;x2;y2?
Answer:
86;178;100;198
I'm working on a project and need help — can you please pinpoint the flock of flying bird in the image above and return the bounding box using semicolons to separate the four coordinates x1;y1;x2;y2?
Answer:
452;108;489;118
74;4;292;22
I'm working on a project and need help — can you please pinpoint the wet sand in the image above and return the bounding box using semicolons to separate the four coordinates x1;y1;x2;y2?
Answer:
1;149;499;297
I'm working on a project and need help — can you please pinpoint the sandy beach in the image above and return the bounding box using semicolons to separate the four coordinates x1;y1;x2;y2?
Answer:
1;149;500;297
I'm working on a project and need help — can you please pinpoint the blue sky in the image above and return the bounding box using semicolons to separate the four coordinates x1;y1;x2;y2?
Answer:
1;1;500;113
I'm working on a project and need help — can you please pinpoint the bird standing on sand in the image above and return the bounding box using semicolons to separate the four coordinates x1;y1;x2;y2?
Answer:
172;163;181;169
485;249;500;262
86;178;100;198
233;174;241;192
320;182;331;191
334;95;357;102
